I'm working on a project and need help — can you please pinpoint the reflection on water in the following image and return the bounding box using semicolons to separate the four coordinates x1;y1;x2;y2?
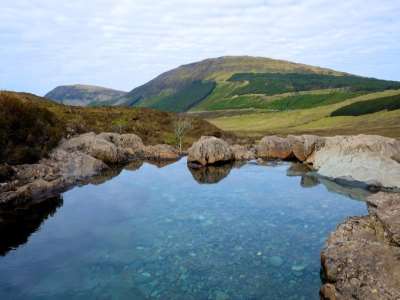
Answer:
0;196;63;256
0;159;367;300
189;163;233;184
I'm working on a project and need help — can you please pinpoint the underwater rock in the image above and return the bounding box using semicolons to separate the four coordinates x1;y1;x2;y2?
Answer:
300;175;320;188
269;256;284;267
286;163;313;177
188;136;233;166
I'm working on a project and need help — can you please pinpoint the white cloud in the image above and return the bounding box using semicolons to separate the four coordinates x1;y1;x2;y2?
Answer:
0;0;399;95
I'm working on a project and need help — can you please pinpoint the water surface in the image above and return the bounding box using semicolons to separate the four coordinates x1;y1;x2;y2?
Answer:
0;159;367;300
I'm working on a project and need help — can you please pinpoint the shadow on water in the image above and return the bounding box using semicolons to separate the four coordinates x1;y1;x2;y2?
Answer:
0;196;63;256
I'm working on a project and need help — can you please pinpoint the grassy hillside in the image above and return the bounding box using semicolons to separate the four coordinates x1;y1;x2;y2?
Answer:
114;56;348;111
138;81;216;112
331;94;400;116
228;73;400;95
109;56;400;113
45;84;127;107
0;91;231;165
204;90;400;138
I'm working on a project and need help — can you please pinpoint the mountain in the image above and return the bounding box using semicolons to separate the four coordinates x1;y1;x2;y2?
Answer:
113;56;400;112
45;84;127;106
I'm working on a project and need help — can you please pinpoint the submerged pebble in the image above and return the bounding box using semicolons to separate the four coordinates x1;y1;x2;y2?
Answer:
269;256;284;267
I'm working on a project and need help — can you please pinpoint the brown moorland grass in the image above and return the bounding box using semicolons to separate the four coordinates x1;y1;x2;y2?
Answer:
0;91;232;165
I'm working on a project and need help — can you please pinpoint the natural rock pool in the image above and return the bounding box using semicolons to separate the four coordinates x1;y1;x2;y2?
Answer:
0;159;368;300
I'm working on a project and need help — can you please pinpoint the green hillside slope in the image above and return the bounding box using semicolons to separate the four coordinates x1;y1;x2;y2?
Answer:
205;90;400;138
114;56;348;111
112;56;400;113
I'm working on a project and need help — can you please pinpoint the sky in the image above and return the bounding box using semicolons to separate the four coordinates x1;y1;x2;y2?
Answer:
0;0;399;95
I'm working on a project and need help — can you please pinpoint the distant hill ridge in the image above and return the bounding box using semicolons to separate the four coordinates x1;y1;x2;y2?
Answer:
45;56;400;111
45;84;127;106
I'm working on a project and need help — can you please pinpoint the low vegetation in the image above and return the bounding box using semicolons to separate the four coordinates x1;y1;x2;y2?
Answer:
195;90;361;111
147;81;216;112
206;90;400;138
229;73;400;96
0;91;231;165
0;93;64;164
331;94;400;117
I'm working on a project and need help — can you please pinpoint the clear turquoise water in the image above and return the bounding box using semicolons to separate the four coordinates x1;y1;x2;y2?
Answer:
0;159;367;300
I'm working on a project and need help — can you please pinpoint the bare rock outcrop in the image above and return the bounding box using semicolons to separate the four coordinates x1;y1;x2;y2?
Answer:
59;132;124;164
311;135;400;189
321;192;400;300
188;136;233;166
0;132;177;205
0;150;107;205
97;132;145;158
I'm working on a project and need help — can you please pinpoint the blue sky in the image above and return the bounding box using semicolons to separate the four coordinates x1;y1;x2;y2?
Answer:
1;0;399;95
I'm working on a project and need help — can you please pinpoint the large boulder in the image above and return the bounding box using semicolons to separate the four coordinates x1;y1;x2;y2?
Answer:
188;136;233;166
59;132;124;164
144;144;180;161
288;135;325;162
256;136;293;160
49;149;108;180
311;135;400;189
97;133;145;157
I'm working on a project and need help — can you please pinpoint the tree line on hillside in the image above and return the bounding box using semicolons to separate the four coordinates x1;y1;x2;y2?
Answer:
229;73;400;96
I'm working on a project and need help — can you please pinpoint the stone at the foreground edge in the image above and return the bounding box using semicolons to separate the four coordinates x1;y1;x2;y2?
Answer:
311;135;400;189
321;192;400;300
367;192;400;245
188;136;233;166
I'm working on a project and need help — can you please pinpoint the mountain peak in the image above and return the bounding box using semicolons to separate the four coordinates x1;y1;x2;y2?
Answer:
45;84;127;106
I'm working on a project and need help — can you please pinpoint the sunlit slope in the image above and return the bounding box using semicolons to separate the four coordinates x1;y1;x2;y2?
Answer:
113;56;400;113
206;90;400;138
114;56;349;111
